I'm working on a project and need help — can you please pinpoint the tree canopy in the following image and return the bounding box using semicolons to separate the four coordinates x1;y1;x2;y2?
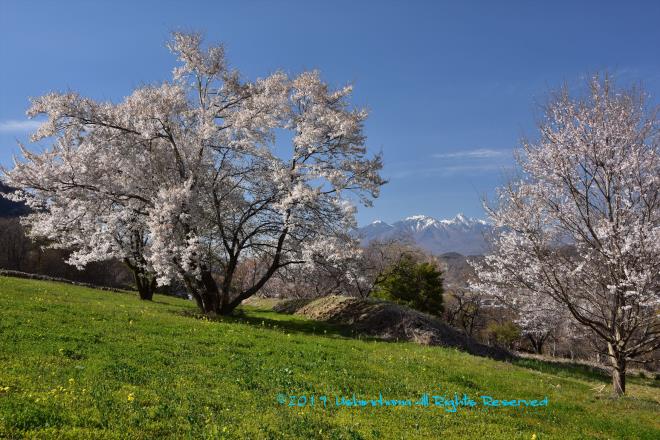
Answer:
472;74;660;396
3;32;385;312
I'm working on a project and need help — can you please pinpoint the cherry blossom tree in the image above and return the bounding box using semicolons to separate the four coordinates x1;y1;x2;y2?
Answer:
495;289;567;354
4;137;158;299
473;75;660;396
3;32;384;313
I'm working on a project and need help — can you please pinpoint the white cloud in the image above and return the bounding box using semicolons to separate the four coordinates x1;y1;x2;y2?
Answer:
0;119;42;133
432;148;508;159
390;163;511;179
390;148;514;179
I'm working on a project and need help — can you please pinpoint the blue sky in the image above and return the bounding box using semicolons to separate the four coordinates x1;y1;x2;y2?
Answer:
2;0;659;225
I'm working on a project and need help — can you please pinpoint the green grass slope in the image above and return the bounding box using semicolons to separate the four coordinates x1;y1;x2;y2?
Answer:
0;276;658;439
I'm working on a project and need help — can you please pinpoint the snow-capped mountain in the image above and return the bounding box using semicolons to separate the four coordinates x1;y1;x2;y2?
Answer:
357;213;493;256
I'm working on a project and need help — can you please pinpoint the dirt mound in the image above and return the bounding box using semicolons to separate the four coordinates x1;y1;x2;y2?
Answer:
273;295;512;361
270;298;315;314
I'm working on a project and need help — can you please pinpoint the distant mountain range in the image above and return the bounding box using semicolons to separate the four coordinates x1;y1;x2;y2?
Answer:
358;213;494;256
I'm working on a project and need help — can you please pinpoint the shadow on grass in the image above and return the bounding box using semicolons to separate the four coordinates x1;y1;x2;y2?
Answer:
235;309;360;339
513;357;659;388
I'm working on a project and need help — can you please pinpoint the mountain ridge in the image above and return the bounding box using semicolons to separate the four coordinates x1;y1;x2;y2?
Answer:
358;213;493;256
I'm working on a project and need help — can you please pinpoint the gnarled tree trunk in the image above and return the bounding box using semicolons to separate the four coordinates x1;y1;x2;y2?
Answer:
135;272;157;301
183;269;222;315
124;258;156;301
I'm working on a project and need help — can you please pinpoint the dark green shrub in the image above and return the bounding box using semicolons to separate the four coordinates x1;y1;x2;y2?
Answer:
372;254;444;316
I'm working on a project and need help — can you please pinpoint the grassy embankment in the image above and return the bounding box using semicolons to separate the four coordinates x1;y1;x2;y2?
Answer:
0;276;658;439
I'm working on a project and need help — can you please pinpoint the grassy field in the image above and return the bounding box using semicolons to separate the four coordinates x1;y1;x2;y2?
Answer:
0;276;658;439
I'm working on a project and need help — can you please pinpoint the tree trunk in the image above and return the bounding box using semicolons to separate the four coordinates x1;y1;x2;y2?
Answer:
184;228;291;316
133;269;155;301
184;269;221;315
528;335;544;354
611;363;626;397
182;276;205;310
124;259;155;301
608;343;626;397
201;269;221;314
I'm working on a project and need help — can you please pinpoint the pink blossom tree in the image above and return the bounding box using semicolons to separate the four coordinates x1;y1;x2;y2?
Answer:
473;75;660;396
3;32;384;313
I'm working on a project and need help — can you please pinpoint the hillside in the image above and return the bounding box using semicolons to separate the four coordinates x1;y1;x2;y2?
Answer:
358;214;493;256
1;276;659;439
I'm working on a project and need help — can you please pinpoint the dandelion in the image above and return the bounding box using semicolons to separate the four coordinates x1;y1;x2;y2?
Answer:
531;434;537;440
127;393;135;402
